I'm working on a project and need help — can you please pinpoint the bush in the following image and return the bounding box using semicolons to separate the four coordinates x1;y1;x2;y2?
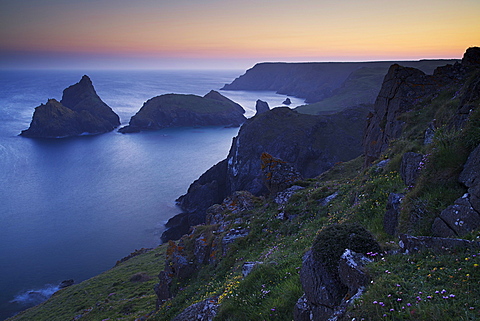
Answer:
312;223;381;271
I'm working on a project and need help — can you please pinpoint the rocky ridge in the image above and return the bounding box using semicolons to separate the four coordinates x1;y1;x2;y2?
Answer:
20;75;120;138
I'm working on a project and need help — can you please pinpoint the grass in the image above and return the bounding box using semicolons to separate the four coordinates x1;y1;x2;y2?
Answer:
8;246;166;321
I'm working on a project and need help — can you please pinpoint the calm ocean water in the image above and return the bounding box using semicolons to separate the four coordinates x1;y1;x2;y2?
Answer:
0;69;303;319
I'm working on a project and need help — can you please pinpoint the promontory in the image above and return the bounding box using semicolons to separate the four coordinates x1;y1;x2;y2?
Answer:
118;90;246;133
20;75;120;138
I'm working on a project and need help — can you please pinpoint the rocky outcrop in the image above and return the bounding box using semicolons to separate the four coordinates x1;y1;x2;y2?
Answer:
283;98;292;105
433;143;480;237
363;47;480;167
260;152;303;195
165;106;370;242
172;298;219;321
20;75;120;138
119;91;246;133
363;65;437;166
255;99;270;115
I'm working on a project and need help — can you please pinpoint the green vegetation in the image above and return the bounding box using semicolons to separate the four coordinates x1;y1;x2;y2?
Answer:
9;246;166;321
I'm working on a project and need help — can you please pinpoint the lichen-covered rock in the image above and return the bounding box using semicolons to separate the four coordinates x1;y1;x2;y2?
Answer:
261;153;303;194
119;91;246;133
20;75;120;138
399;234;480;254
172;298;219;321
274;185;305;205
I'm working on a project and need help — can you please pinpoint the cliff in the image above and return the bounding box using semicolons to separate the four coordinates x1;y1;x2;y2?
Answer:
222;60;458;114
20;75;120;138
118;91;246;133
165;105;371;241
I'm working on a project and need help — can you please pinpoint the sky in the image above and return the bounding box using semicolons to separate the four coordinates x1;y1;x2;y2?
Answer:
0;0;479;70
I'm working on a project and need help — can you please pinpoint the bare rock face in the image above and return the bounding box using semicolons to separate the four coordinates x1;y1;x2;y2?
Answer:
399;234;480;254
172;298;219;321
20;75;120;138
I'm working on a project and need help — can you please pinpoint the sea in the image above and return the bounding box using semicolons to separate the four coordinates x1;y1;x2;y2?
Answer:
0;69;304;319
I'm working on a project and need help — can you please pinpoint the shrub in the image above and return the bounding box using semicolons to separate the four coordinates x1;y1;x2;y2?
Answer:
311;223;381;272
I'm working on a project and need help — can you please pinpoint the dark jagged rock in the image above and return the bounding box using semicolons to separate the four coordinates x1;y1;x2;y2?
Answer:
364;47;480;167
20;75;120;138
164;106;370;242
119;91;246;133
399;234;480;254
400;152;424;187
363;65;437;166
58;279;74;289
254;99;270;115
283;97;292;105
384;193;404;236
433;143;480;237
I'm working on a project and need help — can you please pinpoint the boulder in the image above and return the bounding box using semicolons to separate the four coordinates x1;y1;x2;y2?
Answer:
20;75;120;138
119;92;246;133
172;298;219;321
255;99;270;115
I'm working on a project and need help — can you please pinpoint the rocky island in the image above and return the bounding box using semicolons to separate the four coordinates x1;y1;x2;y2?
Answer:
118;90;246;133
20;75;120;138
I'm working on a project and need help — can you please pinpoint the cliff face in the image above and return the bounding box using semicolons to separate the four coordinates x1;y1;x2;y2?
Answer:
119;91;246;133
20;75;120;138
222;60;458;105
166;105;370;241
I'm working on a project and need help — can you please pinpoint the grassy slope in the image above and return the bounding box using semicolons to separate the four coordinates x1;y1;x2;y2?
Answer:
8;246;166;321
11;70;480;321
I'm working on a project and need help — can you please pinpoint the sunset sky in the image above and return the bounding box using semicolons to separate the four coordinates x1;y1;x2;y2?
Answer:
1;0;479;70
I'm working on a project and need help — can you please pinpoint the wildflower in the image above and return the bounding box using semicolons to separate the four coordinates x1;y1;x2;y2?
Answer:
379;302;385;306
397;298;402;302
373;301;378;304
390;309;395;312
449;294;455;298
407;303;412;307
427;296;432;299
441;289;447;294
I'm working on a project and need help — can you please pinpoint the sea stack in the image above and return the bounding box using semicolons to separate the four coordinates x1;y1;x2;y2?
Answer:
20;75;120;138
119;91;246;133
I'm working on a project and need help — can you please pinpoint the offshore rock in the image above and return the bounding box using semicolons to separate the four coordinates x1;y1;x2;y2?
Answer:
283;97;292;105
119;91;246;133
20;75;120;138
255;99;270;115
